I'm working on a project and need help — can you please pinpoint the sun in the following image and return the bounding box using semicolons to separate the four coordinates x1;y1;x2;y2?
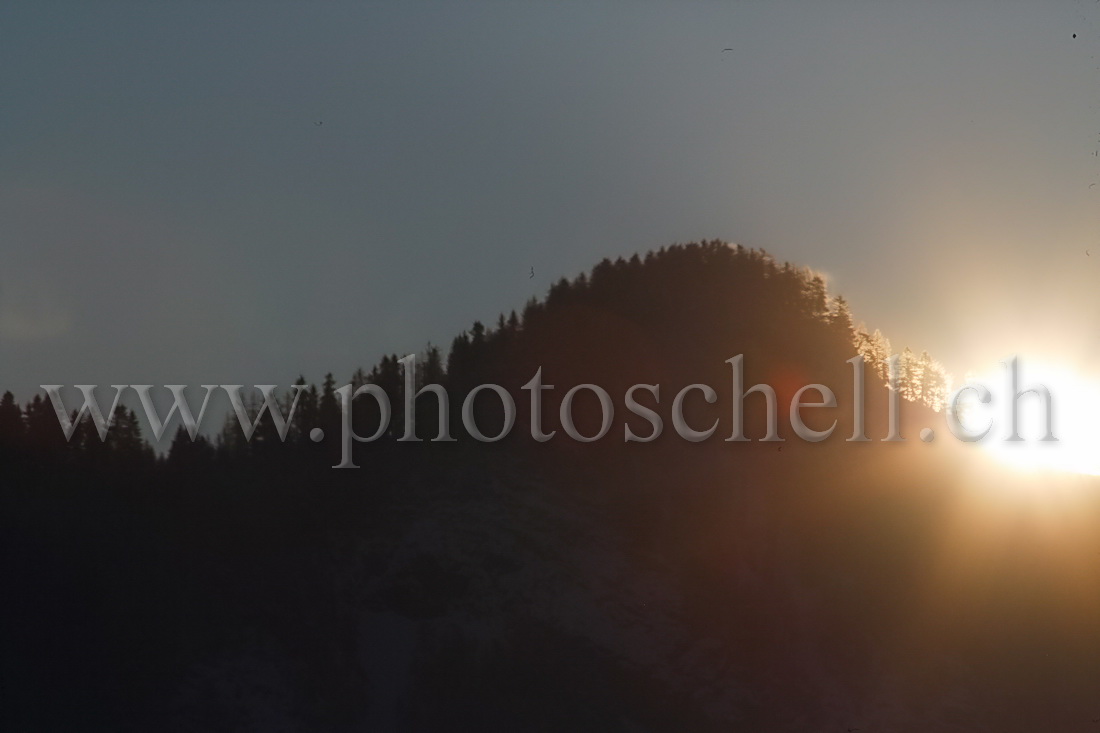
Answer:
955;360;1100;477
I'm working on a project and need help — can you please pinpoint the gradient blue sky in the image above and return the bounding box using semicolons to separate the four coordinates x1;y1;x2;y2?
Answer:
4;2;1100;426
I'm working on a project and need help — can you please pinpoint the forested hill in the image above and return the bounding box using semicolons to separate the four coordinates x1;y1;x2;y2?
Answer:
6;241;1100;732
0;240;950;468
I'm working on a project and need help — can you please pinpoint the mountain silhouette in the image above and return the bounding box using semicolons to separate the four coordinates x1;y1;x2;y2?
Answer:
2;240;1097;731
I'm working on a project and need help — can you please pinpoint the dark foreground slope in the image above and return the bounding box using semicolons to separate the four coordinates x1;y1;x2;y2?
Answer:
3;243;1100;731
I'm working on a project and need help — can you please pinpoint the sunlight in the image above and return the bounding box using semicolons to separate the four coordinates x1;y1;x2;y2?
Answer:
957;361;1100;477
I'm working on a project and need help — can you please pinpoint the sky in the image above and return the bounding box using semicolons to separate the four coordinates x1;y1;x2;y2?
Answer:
4;1;1100;438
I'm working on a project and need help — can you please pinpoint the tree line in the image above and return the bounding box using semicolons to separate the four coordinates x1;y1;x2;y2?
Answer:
0;240;952;469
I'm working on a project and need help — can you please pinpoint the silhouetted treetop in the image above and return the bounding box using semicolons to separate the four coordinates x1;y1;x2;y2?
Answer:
1;240;951;466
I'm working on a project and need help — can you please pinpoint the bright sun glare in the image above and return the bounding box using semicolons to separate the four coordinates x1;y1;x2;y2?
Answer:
958;361;1100;477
